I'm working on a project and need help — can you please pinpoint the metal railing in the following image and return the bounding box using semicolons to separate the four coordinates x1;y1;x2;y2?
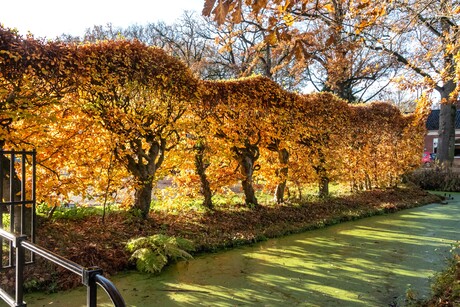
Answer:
0;150;37;270
0;229;126;307
0;150;126;306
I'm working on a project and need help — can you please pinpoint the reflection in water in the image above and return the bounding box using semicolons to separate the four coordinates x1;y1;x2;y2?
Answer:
25;194;460;307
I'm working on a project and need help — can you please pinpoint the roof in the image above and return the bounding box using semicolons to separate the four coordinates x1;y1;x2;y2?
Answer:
426;109;460;130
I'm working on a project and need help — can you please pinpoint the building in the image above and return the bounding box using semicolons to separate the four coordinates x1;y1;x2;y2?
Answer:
424;109;460;160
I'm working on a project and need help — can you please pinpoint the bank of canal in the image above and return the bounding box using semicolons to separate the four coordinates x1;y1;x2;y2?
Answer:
26;193;460;306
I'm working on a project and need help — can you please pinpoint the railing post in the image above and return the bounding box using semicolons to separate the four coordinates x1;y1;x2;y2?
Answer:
9;153;14;265
31;149;36;262
14;235;27;307
82;267;103;307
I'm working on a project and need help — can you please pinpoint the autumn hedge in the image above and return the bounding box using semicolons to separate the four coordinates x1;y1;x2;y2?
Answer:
0;26;430;213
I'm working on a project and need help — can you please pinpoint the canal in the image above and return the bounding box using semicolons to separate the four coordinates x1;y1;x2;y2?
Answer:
26;193;460;306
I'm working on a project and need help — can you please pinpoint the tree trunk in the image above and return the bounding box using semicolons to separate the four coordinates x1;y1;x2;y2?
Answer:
232;144;259;207
315;150;329;198
437;83;456;166
296;182;302;201
194;144;213;209
274;148;289;204
121;136;166;219
365;173;372;190
274;181;287;204
242;177;258;206
318;176;329;198
133;181;153;218
240;154;258;206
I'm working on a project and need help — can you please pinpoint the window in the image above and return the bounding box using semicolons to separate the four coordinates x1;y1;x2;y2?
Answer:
455;139;460;157
433;138;438;153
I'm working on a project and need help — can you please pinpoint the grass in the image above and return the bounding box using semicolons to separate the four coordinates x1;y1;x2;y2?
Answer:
151;182;353;214
36;202;124;220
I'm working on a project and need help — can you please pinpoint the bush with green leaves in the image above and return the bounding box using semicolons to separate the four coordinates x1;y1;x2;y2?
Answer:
126;234;195;273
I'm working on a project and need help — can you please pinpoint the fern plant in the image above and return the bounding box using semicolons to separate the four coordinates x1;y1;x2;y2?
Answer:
126;234;195;273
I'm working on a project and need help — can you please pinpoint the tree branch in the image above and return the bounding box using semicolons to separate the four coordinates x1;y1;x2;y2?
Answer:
369;44;441;92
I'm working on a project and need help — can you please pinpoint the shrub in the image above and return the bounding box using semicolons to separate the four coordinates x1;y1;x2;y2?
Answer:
126;234;195;273
424;254;460;306
405;168;460;192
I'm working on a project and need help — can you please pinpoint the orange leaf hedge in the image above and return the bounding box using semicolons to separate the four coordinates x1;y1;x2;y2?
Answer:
0;25;430;208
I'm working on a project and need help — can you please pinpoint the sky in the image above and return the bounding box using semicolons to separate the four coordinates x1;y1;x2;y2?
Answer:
0;0;204;38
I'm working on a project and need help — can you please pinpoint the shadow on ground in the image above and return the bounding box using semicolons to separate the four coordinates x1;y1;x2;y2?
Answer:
25;194;460;307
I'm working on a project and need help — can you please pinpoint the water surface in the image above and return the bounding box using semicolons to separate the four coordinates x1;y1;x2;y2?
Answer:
26;193;460;306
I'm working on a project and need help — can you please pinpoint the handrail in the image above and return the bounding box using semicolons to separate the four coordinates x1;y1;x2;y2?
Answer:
0;150;123;306
95;275;127;307
0;228;15;243
21;241;83;276
0;230;126;307
0;288;15;307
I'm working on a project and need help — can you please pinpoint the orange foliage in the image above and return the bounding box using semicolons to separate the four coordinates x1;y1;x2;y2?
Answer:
196;75;427;200
75;39;199;217
7;101;129;207
0;25;430;211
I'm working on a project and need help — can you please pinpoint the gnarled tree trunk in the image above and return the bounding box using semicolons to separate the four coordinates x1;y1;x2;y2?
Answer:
232;141;259;207
194;141;213;209
120;137;166;219
241;155;258;206
274;148;289;204
133;181;153;218
267;139;289;204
